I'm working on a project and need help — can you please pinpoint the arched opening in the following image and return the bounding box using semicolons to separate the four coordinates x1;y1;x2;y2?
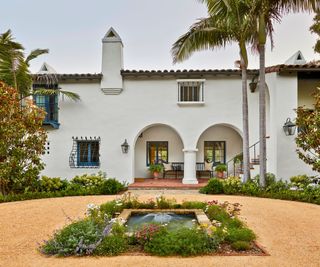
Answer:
196;124;243;176
133;123;184;178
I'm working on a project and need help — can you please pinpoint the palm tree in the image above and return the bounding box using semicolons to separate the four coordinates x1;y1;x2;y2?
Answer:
0;30;80;101
172;0;258;182
252;0;319;187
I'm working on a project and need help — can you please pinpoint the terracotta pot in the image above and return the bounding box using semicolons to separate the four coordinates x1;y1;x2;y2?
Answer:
217;171;224;178
153;171;160;179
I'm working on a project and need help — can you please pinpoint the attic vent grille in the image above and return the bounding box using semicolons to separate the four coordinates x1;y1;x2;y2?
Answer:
107;31;116;37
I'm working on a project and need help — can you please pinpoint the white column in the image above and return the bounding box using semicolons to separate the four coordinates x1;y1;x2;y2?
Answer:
182;149;198;184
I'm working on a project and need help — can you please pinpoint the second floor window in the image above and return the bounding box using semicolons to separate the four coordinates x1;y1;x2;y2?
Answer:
178;80;204;102
34;95;58;123
33;83;59;128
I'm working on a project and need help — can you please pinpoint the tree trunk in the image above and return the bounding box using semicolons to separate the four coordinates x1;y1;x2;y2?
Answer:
241;57;250;183
259;44;267;187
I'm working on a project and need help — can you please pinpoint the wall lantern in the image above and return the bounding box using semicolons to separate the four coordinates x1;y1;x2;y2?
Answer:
283;118;296;136
249;76;258;93
121;139;129;153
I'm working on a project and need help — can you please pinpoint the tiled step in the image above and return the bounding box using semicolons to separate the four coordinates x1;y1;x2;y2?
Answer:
129;178;209;190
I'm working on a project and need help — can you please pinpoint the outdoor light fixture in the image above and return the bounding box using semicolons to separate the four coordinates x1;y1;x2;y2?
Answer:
121;139;129;153
283;118;297;136
249;76;258;93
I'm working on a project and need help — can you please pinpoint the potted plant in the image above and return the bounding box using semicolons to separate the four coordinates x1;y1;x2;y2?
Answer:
148;164;163;179
215;164;227;178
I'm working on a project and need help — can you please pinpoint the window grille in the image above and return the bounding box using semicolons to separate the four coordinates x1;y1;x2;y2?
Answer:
69;137;101;168
178;81;204;102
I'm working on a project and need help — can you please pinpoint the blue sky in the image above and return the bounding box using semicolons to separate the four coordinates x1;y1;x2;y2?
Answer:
1;0;318;73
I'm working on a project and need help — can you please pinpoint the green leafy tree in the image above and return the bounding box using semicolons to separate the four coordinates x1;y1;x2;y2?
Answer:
310;12;320;54
0;81;47;195
0;30;80;101
295;88;320;172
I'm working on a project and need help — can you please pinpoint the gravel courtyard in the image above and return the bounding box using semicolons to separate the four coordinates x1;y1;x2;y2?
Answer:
0;190;319;267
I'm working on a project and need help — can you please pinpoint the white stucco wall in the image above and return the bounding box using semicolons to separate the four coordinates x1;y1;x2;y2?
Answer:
42;75;251;182
41;73;320;182
267;73;318;180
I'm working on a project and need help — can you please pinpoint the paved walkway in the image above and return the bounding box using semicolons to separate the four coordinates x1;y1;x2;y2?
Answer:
0;192;319;267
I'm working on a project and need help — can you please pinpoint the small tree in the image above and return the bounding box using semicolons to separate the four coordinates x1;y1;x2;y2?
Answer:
0;81;47;195
295;88;320;172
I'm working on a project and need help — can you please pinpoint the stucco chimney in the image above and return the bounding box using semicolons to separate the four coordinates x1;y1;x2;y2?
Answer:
101;27;123;95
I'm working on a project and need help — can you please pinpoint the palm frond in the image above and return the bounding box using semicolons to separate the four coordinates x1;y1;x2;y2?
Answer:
33;88;80;101
172;17;233;63
59;90;80;101
26;49;49;65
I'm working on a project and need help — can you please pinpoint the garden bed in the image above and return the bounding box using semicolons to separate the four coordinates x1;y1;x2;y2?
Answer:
40;193;268;257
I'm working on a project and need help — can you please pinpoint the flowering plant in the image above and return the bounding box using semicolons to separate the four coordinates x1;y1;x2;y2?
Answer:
135;224;163;245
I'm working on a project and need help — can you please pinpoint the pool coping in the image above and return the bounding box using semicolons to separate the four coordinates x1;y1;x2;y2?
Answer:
118;209;211;226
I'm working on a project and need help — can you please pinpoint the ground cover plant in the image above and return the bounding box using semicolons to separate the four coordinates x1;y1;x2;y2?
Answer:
40;194;263;257
200;174;320;205
0;172;127;203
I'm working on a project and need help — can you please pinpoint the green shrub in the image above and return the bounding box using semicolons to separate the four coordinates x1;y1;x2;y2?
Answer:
222;177;242;194
253;173;276;187
199;172;320;205
111;222;126;236
266;180;288;192
240;181;261;196
134;200;156;209
100;178;126;195
144;227;219;256
93;235;128;256
39;176;68;192
148;164;164;173
225;228;256;243
41;219;103;256
199;178;224;194
0;189;97;203
231;241;251;251
180;201;207;210
206;205;230;224
228;218;244;229
155;195;176;209
290;175;311;188
99;201;124;219
70;172;106;188
215;164;227;172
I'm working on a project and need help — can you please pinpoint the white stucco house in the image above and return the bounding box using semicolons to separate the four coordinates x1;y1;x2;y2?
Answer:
37;27;320;184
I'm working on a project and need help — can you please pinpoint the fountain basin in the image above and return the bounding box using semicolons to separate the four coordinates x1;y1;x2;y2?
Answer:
118;209;211;232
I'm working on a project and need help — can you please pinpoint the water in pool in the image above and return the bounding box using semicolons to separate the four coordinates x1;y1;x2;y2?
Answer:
126;212;197;232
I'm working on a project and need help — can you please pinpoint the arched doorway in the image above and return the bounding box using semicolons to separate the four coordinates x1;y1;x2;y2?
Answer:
196;123;243;176
133;123;184;178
